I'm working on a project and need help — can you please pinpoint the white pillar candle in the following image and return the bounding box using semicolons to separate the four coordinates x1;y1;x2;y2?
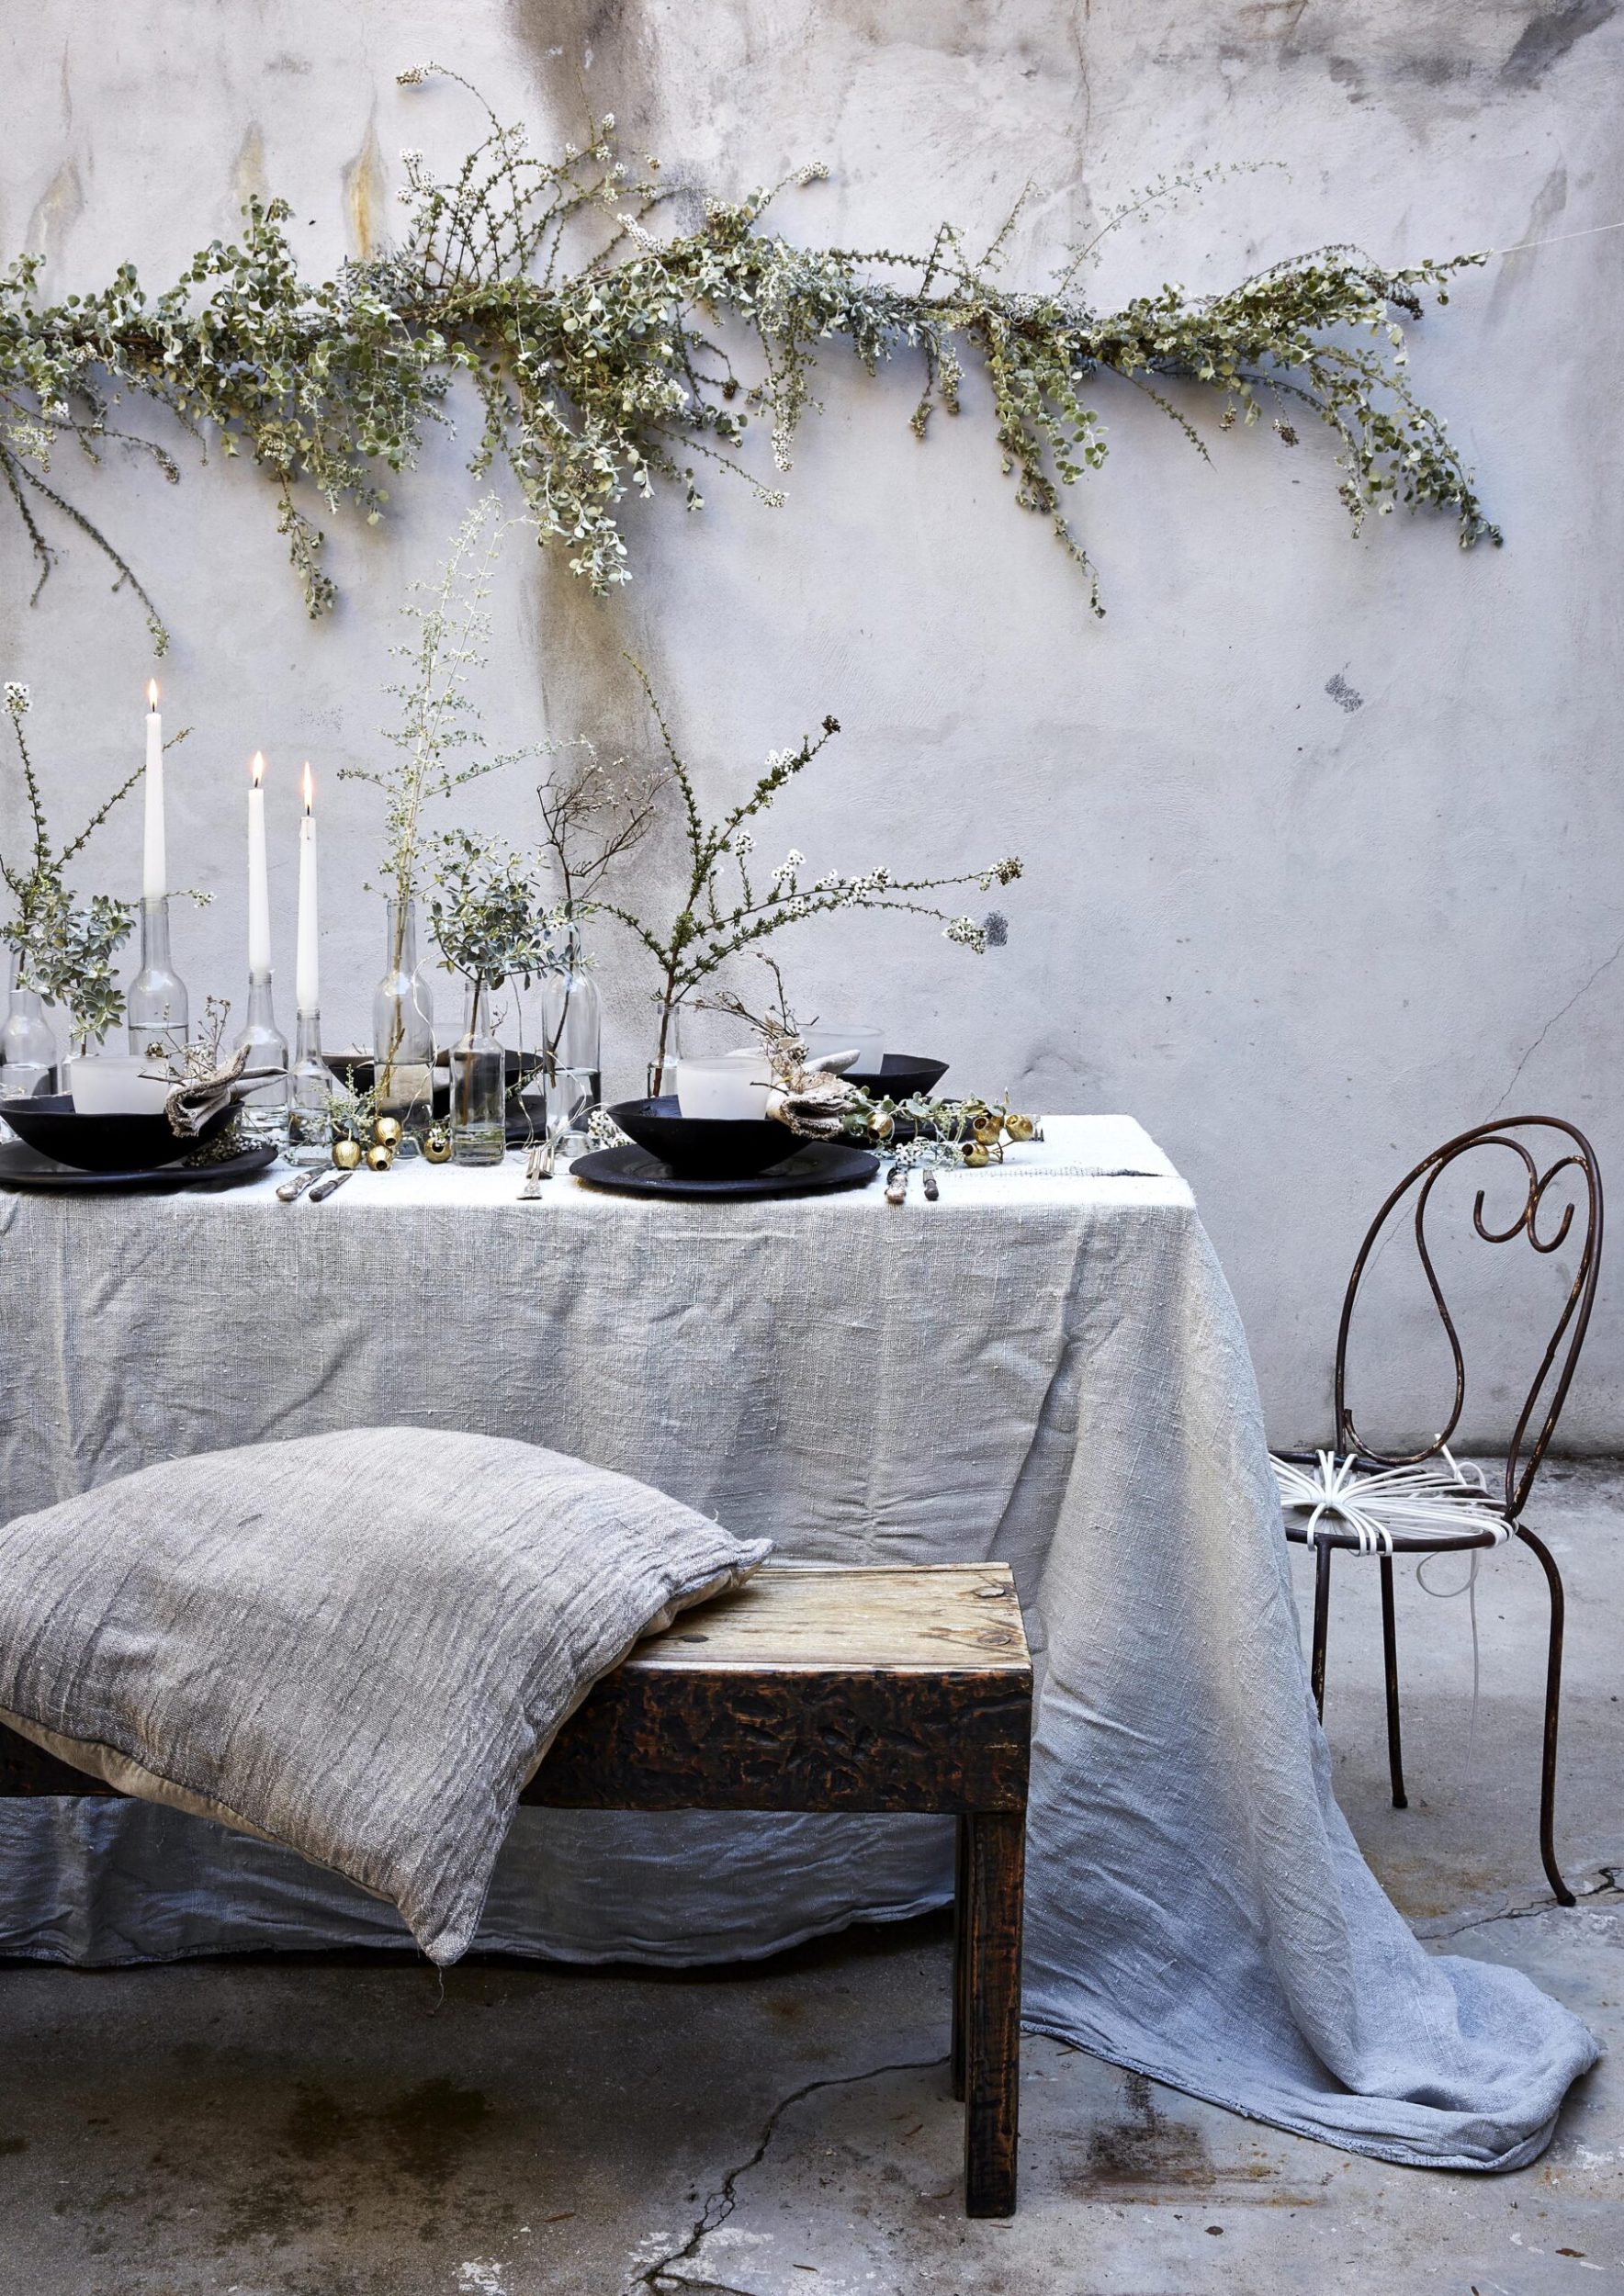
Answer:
141;681;165;901
247;752;271;977
296;763;319;1016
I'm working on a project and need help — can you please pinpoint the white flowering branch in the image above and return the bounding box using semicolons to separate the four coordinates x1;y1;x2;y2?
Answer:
595;667;1021;1081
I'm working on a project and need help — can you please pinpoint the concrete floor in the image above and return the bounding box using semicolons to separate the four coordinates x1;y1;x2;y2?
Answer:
2;1464;1620;2296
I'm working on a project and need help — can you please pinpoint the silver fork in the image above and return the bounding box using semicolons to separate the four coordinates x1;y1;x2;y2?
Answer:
517;1119;570;1199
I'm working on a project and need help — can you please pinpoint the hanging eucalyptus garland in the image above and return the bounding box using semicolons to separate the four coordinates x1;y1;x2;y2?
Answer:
0;63;1497;649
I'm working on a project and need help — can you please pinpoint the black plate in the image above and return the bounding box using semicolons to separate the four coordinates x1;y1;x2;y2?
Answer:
571;1142;879;1201
841;1053;949;1100
0;1141;279;1193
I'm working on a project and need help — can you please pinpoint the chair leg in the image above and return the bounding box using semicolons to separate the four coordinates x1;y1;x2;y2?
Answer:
1378;1554;1408;1810
961;1809;1024;2219
1310;1539;1334;1718
951;1813;969;2102
1517;1525;1575;1908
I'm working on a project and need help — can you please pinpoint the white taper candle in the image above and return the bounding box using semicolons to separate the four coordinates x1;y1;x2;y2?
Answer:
142;681;165;901
296;763;319;1016
247;752;271;977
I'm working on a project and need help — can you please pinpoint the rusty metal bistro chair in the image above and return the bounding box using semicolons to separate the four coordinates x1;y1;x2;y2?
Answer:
1275;1116;1603;1907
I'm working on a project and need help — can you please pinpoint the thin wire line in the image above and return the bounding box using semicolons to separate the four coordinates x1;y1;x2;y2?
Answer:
1486;218;1624;257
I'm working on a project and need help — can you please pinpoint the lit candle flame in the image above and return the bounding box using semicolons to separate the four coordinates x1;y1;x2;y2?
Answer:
147;680;159;710
252;750;265;789
302;762;313;814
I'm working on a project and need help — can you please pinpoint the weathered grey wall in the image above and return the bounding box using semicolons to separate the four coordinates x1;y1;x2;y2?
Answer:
0;1;1618;1446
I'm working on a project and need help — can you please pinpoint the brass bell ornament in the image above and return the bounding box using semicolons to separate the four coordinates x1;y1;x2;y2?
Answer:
372;1116;403;1151
421;1124;453;1165
331;1137;363;1172
365;1143;395;1173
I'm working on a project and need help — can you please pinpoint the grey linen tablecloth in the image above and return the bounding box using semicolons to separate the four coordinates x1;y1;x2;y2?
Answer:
0;1116;1596;2168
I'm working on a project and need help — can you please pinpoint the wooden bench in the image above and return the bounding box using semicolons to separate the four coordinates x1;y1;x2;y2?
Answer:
0;1559;1033;2218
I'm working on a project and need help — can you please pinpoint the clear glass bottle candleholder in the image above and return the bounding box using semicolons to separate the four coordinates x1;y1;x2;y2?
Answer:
234;969;290;1142
540;923;602;1147
450;975;505;1166
373;896;434;1153
287;1008;332;1167
127;895;189;1063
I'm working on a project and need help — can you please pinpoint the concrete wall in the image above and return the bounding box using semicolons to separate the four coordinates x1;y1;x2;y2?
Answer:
0;1;1618;1446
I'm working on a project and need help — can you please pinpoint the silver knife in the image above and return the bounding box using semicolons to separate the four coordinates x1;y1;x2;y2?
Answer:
308;1167;354;1204
276;1169;318;1203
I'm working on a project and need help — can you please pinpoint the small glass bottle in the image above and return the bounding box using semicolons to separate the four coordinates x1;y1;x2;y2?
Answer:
373;896;434;1150
287;1008;332;1167
450;974;505;1166
0;953;57;1132
539;922;603;1146
647;999;682;1101
234;970;290;1142
127;895;189;1063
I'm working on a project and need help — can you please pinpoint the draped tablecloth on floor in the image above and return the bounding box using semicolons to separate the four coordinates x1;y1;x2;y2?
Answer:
0;1116;1596;2168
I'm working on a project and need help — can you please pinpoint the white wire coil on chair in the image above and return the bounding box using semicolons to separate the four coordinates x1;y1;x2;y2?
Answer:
1270;1448;1511;1555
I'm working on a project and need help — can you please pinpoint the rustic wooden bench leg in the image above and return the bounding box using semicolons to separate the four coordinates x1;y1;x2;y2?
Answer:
951;1812;970;2102
961;1807;1024;2218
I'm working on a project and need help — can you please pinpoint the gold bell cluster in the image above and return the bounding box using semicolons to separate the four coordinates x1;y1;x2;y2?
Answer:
331;1113;408;1173
958;1100;1038;1167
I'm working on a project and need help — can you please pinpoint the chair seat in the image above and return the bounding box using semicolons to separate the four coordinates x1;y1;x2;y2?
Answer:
1272;1449;1511;1555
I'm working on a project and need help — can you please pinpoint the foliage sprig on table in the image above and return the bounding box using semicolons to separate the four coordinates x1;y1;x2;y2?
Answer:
340;496;523;916
426;828;560;989
0;65;1496;639
598;670;1022;1082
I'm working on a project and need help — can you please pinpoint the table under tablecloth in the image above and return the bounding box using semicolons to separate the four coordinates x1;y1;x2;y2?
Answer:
0;1116;1596;2168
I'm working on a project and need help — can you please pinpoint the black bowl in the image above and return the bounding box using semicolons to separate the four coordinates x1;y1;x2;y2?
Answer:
608;1096;800;1180
842;1053;949;1101
0;1093;231;1174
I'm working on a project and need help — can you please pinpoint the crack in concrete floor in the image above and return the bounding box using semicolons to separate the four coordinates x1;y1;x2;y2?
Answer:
627;2055;950;2295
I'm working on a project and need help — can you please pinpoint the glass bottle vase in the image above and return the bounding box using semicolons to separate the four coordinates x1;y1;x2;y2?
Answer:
233;970;290;1142
647;999;682;1101
373;897;434;1146
287;1008;332;1168
127;895;189;1062
0;952;57;1129
450;975;505;1166
539;923;603;1144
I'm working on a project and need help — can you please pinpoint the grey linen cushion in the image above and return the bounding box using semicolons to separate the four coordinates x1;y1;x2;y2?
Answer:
0;1427;771;1963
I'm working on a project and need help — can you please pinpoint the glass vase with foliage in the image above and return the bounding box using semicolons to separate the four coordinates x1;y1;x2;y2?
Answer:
340;498;526;1137
427;828;558;1166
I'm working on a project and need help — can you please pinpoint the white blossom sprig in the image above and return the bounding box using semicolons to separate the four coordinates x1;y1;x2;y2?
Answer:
595;665;1022;1081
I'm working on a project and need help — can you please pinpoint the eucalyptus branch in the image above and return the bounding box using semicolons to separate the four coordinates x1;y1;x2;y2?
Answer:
0;73;1494;633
